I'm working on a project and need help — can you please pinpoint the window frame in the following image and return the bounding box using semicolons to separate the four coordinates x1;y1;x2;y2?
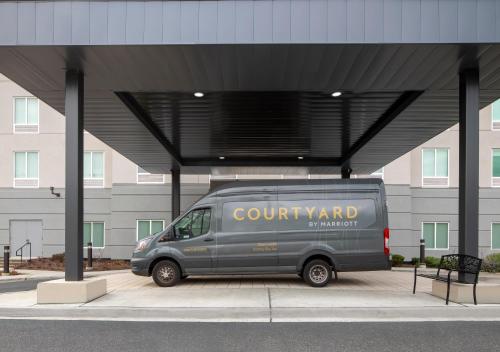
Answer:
13;151;39;188
83;221;106;249
491;223;500;250
136;219;165;241
421;148;450;187
136;165;165;184
492;99;500;130
421;222;450;250
12;96;39;134
84;151;105;188
492;148;500;188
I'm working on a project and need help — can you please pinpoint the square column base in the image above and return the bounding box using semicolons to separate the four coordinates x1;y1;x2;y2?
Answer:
432;280;500;304
37;278;107;304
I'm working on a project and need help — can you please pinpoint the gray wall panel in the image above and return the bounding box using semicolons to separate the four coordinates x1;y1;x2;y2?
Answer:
164;1;181;43
90;0;109;44
144;1;163;43
291;0;309;42
347;0;364;42
4;0;500;45
53;1;72;44
439;0;458;42
36;1;54;44
387;195;412;213
72;1;90;45
17;1;36;45
126;1;146;44
235;0;254;42
108;1;127;43
364;0;383;43
421;0;440;42
458;0;477;42
309;0;327;42
199;1;218;43
402;0;421;42
181;0;199;42
0;2;17;44
253;0;273;43
497;0;500;39
217;0;236;42
384;0;402;42
273;0;291;42
477;0;496;42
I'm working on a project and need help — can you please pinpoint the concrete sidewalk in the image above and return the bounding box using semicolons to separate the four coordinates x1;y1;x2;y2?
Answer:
0;270;499;322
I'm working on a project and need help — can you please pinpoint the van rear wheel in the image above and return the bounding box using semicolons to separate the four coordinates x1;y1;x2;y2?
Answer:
152;260;181;287
303;259;332;287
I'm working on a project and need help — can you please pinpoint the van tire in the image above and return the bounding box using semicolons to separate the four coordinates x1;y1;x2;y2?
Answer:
152;260;181;287
303;259;332;287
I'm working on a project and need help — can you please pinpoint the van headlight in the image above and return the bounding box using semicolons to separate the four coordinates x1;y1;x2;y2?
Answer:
135;238;152;252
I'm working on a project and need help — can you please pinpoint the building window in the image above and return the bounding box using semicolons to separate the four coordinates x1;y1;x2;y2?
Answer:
84;222;105;248
137;220;165;241
13;97;39;133
493;149;500;187
422;148;449;187
14;151;39;188
370;168;384;179
492;223;500;250
137;166;164;184
422;222;449;250
492;99;500;130
84;151;104;188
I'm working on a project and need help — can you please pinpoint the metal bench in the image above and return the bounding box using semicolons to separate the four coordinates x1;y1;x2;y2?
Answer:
413;254;482;305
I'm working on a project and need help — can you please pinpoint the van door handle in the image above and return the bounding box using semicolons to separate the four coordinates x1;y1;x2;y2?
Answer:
204;237;214;242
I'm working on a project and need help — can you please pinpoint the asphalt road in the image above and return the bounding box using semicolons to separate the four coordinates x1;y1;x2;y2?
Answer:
0;320;499;352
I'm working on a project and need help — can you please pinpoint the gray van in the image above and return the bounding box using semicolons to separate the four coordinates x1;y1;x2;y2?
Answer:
131;179;391;287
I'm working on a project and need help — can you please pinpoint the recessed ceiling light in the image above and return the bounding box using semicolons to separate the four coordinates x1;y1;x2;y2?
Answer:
297;156;304;160
331;91;342;97
194;92;204;98
219;156;225;160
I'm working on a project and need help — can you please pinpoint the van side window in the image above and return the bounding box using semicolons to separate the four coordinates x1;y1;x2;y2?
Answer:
174;208;211;240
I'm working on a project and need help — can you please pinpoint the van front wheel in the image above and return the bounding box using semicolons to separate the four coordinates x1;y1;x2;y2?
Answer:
152;260;181;287
303;259;332;287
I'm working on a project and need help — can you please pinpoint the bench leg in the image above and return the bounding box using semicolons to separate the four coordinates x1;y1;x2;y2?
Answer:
446;273;451;305
413;267;417;294
473;283;478;305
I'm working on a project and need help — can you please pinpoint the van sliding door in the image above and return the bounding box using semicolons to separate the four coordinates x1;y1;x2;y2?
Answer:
216;186;278;273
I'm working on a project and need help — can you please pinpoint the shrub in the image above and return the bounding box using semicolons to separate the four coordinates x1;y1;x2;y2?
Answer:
411;257;421;266
51;253;65;262
391;254;405;267
425;256;441;268
482;253;500;272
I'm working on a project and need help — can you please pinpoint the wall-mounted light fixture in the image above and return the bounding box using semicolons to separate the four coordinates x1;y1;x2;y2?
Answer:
50;186;61;198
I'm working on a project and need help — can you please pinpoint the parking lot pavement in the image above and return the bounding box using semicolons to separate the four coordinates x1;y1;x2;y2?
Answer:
1;270;500;322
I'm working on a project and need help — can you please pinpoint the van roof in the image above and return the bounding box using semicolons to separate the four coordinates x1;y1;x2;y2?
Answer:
209;178;384;196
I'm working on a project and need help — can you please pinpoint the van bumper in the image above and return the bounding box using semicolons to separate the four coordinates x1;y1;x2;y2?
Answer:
335;254;392;272
131;257;151;276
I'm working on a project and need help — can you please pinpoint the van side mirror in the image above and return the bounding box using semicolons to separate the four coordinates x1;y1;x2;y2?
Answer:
159;228;175;242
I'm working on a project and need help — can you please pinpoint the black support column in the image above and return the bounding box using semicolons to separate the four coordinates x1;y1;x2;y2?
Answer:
64;70;84;281
458;68;479;283
171;169;181;220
